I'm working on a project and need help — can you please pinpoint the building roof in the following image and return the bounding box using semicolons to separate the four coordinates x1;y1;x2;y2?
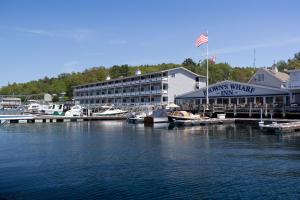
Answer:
266;68;289;82
248;67;289;83
73;67;205;88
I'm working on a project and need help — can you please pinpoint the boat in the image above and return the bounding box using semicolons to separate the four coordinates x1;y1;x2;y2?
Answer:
168;111;204;123
92;107;127;116
127;112;147;123
65;105;84;117
25;100;53;114
41;104;65;116
144;108;169;124
0;97;22;109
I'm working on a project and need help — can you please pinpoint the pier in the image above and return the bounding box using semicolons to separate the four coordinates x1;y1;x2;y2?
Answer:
2;114;300;135
0;115;126;124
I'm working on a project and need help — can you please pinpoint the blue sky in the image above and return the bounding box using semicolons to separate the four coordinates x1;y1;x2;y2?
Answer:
0;0;300;86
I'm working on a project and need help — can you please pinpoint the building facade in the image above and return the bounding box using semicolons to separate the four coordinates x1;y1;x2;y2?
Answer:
175;64;292;107
175;80;290;107
73;67;206;107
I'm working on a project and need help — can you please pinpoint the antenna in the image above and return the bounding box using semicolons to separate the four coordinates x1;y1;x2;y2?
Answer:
253;48;256;67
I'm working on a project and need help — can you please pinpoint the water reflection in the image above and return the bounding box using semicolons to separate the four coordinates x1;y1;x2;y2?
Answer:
0;121;300;199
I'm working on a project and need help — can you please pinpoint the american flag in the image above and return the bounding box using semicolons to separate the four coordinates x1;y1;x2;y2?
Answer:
195;33;208;47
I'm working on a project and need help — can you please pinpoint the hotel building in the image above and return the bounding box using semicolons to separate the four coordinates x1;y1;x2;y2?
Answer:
73;67;206;107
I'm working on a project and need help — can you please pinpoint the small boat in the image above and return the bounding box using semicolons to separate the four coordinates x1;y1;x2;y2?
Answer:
65;105;84;117
144;108;169;124
92;107;127;116
127;113;147;123
168;111;203;123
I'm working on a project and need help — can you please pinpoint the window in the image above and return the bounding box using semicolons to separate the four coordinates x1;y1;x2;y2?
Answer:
171;73;176;78
239;98;246;104
266;97;273;104
163;97;168;102
163;84;168;90
248;97;254;103
256;97;263;104
195;77;199;82
231;98;237;104
257;74;264;81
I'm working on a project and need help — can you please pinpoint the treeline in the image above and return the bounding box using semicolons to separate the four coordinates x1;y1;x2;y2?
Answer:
1;52;299;100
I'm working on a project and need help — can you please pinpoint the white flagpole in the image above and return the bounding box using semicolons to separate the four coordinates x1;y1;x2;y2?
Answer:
206;31;209;108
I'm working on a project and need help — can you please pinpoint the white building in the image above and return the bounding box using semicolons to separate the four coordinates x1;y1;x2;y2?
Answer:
73;67;206;107
248;64;289;89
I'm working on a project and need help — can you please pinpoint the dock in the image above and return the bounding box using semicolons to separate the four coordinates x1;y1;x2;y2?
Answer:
259;121;300;134
0;115;127;124
2;114;300;135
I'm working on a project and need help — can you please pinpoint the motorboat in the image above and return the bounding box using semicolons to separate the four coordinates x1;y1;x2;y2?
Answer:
41;104;65;116
92;107;127;116
127;112;147;123
26;100;53;114
144;108;169;124
65;105;84;117
168;111;204;123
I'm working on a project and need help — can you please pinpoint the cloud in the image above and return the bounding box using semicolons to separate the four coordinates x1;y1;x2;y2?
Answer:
210;37;300;55
5;27;95;42
12;27;56;37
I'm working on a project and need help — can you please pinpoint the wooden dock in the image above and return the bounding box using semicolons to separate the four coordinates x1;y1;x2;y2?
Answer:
2;114;300;135
174;118;235;126
259;121;300;134
0;115;127;124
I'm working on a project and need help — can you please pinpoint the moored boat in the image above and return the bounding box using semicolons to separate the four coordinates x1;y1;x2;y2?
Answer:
168;111;204;123
92;107;127;116
127;113;147;123
65;105;84;117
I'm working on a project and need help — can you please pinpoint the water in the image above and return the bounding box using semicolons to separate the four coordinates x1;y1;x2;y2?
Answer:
0;122;300;200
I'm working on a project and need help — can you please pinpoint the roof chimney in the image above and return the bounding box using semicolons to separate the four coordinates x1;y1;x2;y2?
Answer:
271;61;278;73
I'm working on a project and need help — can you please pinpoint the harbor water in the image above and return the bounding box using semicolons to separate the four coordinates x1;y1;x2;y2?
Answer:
0;122;300;199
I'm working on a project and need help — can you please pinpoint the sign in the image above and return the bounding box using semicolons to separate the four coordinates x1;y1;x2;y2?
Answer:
203;83;255;96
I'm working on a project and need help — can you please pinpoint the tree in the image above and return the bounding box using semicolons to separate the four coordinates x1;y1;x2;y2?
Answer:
182;58;197;67
288;52;300;69
276;60;288;72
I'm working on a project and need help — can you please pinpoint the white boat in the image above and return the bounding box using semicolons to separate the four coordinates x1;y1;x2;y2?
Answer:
92;107;127;116
41;104;65;116
65;105;84;117
0;97;22;109
26;100;53;114
128;113;147;123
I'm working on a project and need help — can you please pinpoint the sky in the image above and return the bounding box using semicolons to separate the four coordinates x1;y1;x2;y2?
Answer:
0;0;300;86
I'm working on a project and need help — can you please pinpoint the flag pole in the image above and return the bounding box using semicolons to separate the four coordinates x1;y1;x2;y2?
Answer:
206;31;209;108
